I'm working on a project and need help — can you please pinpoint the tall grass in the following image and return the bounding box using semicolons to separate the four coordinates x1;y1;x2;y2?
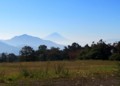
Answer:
54;63;70;78
116;62;120;86
0;60;118;85
116;62;120;77
0;71;6;83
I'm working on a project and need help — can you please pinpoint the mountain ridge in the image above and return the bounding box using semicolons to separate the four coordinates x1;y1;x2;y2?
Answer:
3;34;64;49
0;41;19;54
45;32;70;45
0;34;65;54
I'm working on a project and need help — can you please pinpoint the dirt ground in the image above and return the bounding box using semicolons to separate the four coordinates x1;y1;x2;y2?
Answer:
7;76;120;86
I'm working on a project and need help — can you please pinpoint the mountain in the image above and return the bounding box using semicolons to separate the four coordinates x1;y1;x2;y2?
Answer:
4;34;64;50
0;41;19;54
45;32;70;45
105;39;120;44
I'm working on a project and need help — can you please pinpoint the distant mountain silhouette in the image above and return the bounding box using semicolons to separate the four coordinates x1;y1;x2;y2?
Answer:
106;39;120;43
4;34;64;50
45;32;70;45
0;41;19;54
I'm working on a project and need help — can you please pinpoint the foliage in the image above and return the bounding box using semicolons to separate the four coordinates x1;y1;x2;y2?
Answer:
0;53;17;62
109;53;120;61
19;46;35;61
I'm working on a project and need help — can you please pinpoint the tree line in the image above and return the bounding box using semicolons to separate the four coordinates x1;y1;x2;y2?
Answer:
0;39;120;62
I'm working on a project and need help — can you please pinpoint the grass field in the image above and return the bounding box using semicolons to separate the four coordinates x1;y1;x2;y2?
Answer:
0;60;119;86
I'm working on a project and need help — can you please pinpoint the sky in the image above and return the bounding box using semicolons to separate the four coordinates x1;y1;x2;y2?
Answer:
0;0;120;45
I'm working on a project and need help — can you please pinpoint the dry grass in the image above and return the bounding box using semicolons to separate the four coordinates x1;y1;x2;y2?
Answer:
0;60;119;86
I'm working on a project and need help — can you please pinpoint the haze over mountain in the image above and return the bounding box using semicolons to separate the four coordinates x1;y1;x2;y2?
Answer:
105;39;120;44
3;34;64;49
0;41;19;54
45;32;71;45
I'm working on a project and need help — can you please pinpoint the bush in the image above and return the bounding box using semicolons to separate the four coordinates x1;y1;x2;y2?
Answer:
20;68;31;78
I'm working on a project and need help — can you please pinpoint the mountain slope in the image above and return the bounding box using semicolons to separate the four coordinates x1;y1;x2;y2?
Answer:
4;34;64;49
0;41;19;54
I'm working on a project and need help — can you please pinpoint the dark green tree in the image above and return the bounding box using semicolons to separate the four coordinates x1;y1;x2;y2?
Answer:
7;53;17;62
20;46;35;61
36;45;48;61
47;47;62;60
89;39;111;60
0;53;7;62
63;42;82;60
115;42;120;54
79;39;112;60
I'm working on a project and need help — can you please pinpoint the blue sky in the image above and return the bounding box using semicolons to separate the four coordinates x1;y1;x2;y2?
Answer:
0;0;120;45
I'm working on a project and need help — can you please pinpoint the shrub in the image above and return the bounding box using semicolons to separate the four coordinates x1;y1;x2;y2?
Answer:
20;68;30;78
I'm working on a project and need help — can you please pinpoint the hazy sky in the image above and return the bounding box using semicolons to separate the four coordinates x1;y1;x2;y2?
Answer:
0;0;120;45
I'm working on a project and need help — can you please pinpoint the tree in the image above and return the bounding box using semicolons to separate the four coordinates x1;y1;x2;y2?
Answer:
65;43;82;60
36;45;48;61
109;53;120;61
63;46;69;60
79;44;91;60
38;45;47;52
79;39;112;60
20;46;35;61
0;53;8;62
68;42;81;51
47;47;62;60
89;39;111;60
115;41;120;54
7;53;17;62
